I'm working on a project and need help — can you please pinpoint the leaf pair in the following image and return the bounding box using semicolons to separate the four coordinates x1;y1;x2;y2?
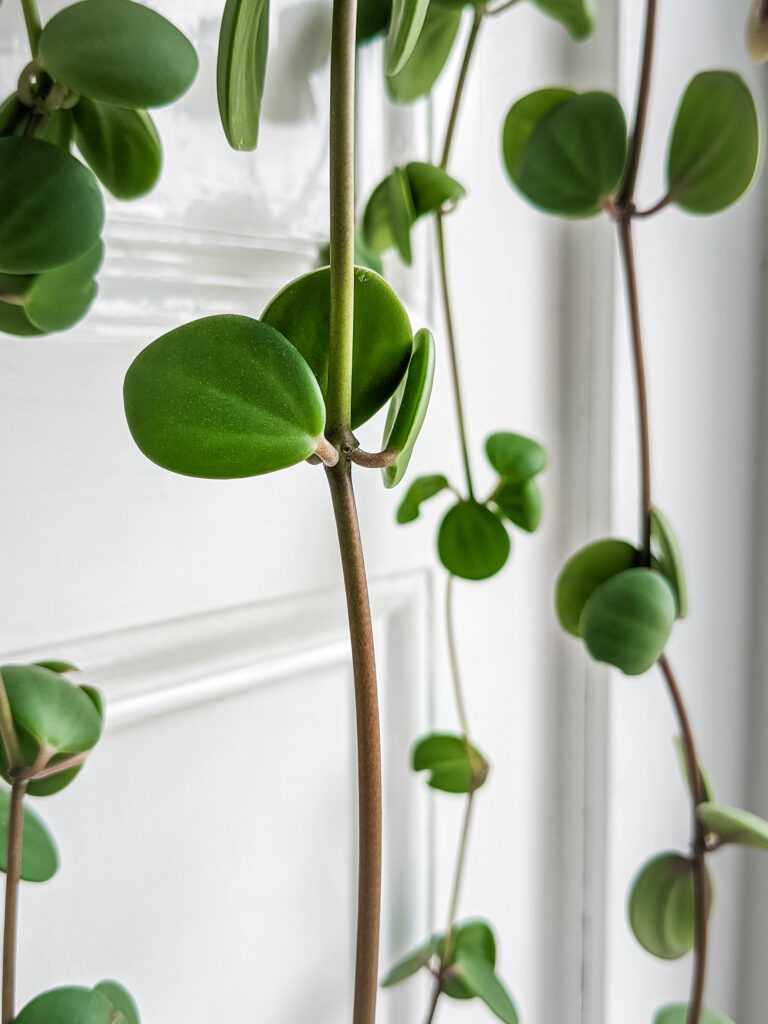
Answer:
485;433;546;533
14;981;140;1024
628;852;711;960
412;732;489;793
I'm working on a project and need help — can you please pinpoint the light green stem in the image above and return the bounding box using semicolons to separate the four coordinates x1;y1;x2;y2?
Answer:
20;0;42;54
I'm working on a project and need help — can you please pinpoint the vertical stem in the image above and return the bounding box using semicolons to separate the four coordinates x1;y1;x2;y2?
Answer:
422;977;443;1024
439;792;475;967
440;7;485;171
326;462;382;1024
3;781;26;1024
20;0;42;54
619;0;658;205
445;576;471;738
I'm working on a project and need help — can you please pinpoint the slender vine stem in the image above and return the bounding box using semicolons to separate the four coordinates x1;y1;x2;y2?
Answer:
439;792;476;967
20;0;42;54
440;6;485;171
446;575;471;738
2;781;26;1024
422;977;443;1024
618;0;658;207
0;673;22;774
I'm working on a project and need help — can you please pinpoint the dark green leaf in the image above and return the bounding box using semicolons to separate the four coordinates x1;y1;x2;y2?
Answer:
580;568;676;676
74;99;161;199
654;1005;735;1024
357;0;392;42
0;138;104;275
555;538;637;637
406;162;466;217
650;506;688;618
493;478;542;533
667;71;759;214
396;474;450;524
502;89;576;185
124;315;326;478
389;166;416;264
0;300;44;338
14;987;115;1024
628;853;700;960
34;110;74;150
382;328;435;488
24;241;103;333
0;273;33;298
0;94;25;136
386;4;461;103
485;432;546;483
94;982;140;1024
438;501;511;581
452;952;519;1024
39;0;198;109
262;267;412;429
217;0;270;151
696;802;768;850
529;0;595;39
385;0;430;75
0;785;58;882
32;661;79;674
412;733;488;793
380;935;438;987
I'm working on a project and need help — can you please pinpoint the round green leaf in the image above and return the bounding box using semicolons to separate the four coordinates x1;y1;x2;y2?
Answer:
0;299;44;338
262;267;412;429
502;89;577;187
555;538;637;637
389;166;416;264
124;315;326;479
529;0;595;39
39;0;198;109
441;921;497;1000
14;987;115;1024
650;506;688;618
353;229;384;276
628;853;701;960
412;732;488;793
485;432;546;483
25;241;103;333
385;0;430;76
380;935;438;987
74;99;161;199
0;138;104;275
654;1005;735;1024
396;474;450;524
452;952;519;1024
357;0;392;42
361;178;396;254
696;801;768;850
406;162;466;217
667;71;759;214
493;478;542;533
217;0;270;151
437;501;511;581
0;273;34;298
580;568;676;676
386;4;461;103
94;981;140;1024
32;660;80;675
382;328;436;488
513;92;627;216
0;786;58;882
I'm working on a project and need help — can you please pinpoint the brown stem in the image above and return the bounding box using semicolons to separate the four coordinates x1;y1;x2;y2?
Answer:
325;460;382;1024
618;0;658;205
3;781;26;1024
346;447;397;469
422;977;443;1024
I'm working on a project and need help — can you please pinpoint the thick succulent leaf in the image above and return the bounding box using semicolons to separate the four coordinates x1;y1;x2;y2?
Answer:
386;4;461;103
438;501;511;581
580;569;676;676
13;987;115;1024
0;273;33;298
452;952;519;1024
0;138;104;275
529;0;595;39
357;0;392;42
74;99;161;199
382;328;436;488
0;786;58;882
389;166;416;264
667;71;759;214
628;853;707;960
406;162;466;217
493;478;542;533
385;0;430;76
94;982;140;1024
654;1005;735;1024
262;267;412;429
217;0;270;151
485;432;546;483
650;506;688;618
412;733;488;793
555;538;637;637
0;300;44;337
696;802;768;850
512;91;627;216
24;241;103;333
0;664;102;757
396;474;450;524
39;0;198;109
124;315;326;478
380;935;438;987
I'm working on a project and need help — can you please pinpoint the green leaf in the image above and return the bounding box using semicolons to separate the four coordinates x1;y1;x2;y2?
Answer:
386;4;461;103
628;853;702;960
502;89;577;185
529;0;595;39
0;785;58;883
32;661;79;675
696;801;768;850
580;569;677;676
74;99;161;199
510;91;627;216
389;166;416;264
354;229;384;275
262;267;412;429
14;987;115;1024
361;178;397;254
0;273;33;298
654;1005;735;1024
650;506;688;618
412;733;488;793
357;0;392;42
80;686;105;721
0;138;104;275
673;736;714;805
385;0;430;76
485;432;546;483
0;300;44;338
124;315;326;478
94;982;140;1024
555;539;637;637
438;501;511;581
382;328;436;488
24;241;103;333
217;0;270;151
406;162;466;217
39;0;198;109
0;94;25;136
441;921;497;1000
380;935;438;987
493;478;542;533
34;110;74;151
452;952;519;1024
666;71;759;214
396;474;450;524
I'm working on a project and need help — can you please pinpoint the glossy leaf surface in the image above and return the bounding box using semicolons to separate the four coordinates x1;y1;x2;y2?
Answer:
0;301;43;337
502;89;575;184
124;315;326;478
218;0;270;151
629;853;703;960
453;952;519;1024
580;569;676;676
0;138;104;274
382;328;435;488
406;162;465;217
1;664;102;757
262;267;412;429
39;0;198;109
438;501;510;581
654;1005;734;1024
380;935;438;987
94;981;140;1024
389;166;415;264
14;987;115;1024
0;786;58;882
25;241;103;333
667;72;759;214
555;538;637;637
493;478;542;533
412;733;488;793
396;474;450;524
385;0;430;76
74;99;161;199
650;506;688;618
361;178;396;253
696;801;768;850
386;4;461;102
485;432;546;483
33;660;79;675
530;0;595;39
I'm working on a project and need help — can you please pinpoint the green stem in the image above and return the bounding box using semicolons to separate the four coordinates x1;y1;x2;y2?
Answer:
439;792;475;968
619;0;658;206
446;575;471;738
20;0;42;54
440;6;485;171
2;781;26;1024
0;673;22;774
